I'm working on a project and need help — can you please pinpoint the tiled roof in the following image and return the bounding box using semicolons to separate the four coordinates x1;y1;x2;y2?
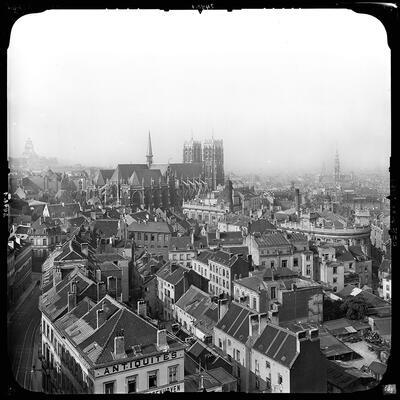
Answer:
156;262;187;285
254;232;290;247
215;302;252;344
348;246;367;260
373;317;391;338
195;250;215;264
253;324;298;368
326;360;372;389
94;219;120;237
127;221;172;233
207;367;236;385
261;267;298;280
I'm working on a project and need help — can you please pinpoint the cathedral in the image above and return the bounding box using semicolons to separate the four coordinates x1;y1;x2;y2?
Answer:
87;133;208;210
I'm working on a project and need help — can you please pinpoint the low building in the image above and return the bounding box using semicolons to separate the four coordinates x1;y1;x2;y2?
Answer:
250;321;327;393
127;221;172;257
174;285;225;343
192;249;251;298
233;269;323;324
43;202;81;220
168;234;207;268
28;217;64;259
207;230;244;249
156;262;209;321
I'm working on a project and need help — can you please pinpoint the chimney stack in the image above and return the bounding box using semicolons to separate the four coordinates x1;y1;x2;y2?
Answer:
53;266;62;286
199;375;205;391
249;314;260;338
97;308;105;329
216;229;220;240
217;298;229;321
191;230;195;245
157;329;169;351
96;269;102;283
259;313;269;335
67;291;77;312
81;242;88;256
114;329;126;359
137;300;147;317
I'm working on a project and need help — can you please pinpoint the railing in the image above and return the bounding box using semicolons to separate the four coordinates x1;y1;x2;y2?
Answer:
279;222;371;236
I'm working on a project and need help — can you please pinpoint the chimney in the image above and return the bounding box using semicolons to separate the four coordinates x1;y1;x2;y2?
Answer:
67;291;77;312
97;308;105;329
8;240;14;249
247;254;253;270
309;328;319;341
15;237;21;245
157;329;169;351
199;375;205;391
216;229;220;240
114;329;126;359
81;243;88;256
218;298;229;321
53;266;62;286
95;269;102;283
137;300;147;317
191;230;195;245
259;313;269;335
249;314;260;338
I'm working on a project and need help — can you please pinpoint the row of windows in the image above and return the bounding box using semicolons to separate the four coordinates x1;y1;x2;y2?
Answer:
171;253;193;261
104;365;180;393
135;233;169;242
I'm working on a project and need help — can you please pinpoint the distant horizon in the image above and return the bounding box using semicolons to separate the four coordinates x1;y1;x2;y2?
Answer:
8;10;390;174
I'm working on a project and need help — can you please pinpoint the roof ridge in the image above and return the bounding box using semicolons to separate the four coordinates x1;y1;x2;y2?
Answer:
94;308;125;363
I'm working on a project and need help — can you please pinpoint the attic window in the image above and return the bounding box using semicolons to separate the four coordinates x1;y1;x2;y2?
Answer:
239;334;244;341
221;324;226;330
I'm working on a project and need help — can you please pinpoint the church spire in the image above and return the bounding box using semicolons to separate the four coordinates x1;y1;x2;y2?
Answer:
146;131;153;167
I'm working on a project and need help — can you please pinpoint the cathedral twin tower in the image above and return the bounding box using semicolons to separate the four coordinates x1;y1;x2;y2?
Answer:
183;137;224;191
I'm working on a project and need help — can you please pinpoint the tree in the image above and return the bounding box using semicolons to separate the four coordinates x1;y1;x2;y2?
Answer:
340;295;368;320
323;298;345;321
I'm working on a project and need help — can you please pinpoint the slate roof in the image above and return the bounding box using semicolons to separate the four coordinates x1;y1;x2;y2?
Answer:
221;246;248;256
379;259;391;274
175;286;218;335
286;232;308;243
253;323;299;368
130;169;165;187
55;295;183;368
127;221;172;233
374;318;391;339
15;225;30;235
210;250;249;269
215;302;252;344
45;203;81;218
368;361;387;376
207;367;236;385
156;262;187;285
195;250;215;265
348;246;367;260
109;164;148;183
254;232;291;247
261;267;299;280
248;219;277;234
169;163;203;179
40;269;96;322
207;231;244;246
319;328;357;359
93;219;120;237
326;360;373;390
94;169;114;186
184;372;222;392
169;236;204;251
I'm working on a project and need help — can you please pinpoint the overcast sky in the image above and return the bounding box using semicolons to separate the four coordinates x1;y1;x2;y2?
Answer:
8;9;390;175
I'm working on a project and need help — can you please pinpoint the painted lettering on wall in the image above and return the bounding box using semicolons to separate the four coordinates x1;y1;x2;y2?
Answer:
97;351;179;377
147;384;182;394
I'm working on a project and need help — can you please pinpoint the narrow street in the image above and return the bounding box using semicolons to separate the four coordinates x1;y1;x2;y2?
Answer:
7;281;42;392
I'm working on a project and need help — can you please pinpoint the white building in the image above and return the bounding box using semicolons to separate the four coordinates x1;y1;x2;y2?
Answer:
39;272;185;394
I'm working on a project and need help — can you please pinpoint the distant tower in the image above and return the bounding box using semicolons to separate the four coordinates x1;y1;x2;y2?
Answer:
334;149;340;184
183;138;202;163
22;137;36;158
202;138;224;191
146;131;153;167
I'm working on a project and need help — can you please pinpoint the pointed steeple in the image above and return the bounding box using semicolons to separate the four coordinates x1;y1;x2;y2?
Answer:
146;131;153;167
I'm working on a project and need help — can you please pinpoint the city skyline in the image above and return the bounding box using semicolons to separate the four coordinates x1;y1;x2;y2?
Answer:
8;9;390;174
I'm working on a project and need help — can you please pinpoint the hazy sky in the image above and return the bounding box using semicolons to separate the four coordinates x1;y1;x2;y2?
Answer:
8;9;390;174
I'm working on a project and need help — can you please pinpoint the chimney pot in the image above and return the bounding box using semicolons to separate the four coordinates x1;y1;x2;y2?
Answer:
157;329;169;351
